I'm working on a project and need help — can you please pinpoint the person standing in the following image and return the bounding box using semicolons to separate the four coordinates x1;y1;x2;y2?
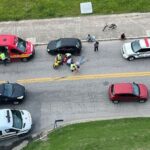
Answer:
120;33;126;40
94;41;99;52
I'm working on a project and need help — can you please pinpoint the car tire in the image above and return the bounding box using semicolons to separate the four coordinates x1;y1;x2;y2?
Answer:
22;58;28;62
113;100;119;104
128;56;135;61
139;99;146;103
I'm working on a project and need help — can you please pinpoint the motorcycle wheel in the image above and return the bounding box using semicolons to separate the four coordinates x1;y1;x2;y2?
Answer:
53;64;57;69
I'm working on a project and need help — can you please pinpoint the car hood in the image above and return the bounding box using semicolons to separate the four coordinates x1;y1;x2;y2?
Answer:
47;41;56;50
26;41;34;54
12;84;25;98
123;43;134;55
21;110;32;131
139;84;148;99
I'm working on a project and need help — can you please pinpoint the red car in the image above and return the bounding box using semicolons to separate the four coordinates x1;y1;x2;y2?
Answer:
109;82;148;103
0;35;35;62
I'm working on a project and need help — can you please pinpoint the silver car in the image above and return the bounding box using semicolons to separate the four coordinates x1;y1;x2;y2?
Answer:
121;38;150;61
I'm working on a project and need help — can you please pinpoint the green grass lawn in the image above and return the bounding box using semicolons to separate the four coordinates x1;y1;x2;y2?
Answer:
24;118;150;150
0;0;150;21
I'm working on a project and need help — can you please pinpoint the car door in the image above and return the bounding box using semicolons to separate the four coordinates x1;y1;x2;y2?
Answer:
0;95;4;103
120;94;138;102
61;46;74;54
59;46;67;54
142;48;150;57
0;129;18;139
138;48;150;58
10;49;22;59
116;94;134;102
0;95;9;103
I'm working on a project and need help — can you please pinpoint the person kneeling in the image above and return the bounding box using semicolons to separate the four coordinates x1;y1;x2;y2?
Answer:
70;63;80;72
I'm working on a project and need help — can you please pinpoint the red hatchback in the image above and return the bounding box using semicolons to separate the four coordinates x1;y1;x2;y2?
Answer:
109;82;148;103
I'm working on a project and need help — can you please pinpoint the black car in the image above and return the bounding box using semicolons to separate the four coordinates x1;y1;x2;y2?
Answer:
47;38;82;55
0;82;25;104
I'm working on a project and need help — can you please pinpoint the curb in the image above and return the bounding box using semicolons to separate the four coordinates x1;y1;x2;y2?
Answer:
34;36;149;46
13;115;150;150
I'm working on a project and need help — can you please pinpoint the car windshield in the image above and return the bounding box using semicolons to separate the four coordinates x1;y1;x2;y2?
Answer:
132;83;140;96
4;84;13;97
55;39;62;48
131;40;141;52
11;110;22;129
17;38;26;52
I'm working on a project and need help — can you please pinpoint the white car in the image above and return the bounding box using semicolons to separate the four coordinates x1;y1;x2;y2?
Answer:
0;109;32;139
121;38;150;61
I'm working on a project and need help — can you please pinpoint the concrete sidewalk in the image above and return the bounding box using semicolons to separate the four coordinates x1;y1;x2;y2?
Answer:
0;13;150;45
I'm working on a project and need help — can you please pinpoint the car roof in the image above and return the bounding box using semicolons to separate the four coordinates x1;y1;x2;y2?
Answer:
114;83;133;95
0;109;12;130
58;38;80;47
0;35;17;47
139;38;150;49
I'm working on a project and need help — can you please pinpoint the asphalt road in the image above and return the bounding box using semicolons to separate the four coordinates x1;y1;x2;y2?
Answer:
1;40;150;145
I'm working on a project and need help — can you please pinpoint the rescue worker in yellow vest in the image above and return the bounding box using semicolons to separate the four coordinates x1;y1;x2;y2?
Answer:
53;54;63;69
56;54;62;62
55;54;63;64
0;52;7;65
70;63;80;72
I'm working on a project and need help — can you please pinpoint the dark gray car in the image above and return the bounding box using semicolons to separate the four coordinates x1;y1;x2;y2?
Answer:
0;82;25;104
47;38;82;55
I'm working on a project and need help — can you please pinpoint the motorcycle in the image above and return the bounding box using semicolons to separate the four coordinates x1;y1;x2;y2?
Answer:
53;59;63;69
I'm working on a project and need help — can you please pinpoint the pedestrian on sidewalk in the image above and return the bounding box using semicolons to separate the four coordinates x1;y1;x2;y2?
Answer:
120;33;126;40
94;41;99;52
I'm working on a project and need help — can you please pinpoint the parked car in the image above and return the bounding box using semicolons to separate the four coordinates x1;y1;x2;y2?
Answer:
109;82;148;103
0;82;25;104
0;34;35;62
121;38;150;61
0;109;32;139
47;38;82;55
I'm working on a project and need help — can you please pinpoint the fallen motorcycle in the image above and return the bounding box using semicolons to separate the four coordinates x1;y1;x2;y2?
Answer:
53;60;63;69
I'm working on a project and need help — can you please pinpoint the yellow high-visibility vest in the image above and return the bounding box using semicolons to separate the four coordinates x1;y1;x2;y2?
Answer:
0;53;6;60
70;63;77;71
